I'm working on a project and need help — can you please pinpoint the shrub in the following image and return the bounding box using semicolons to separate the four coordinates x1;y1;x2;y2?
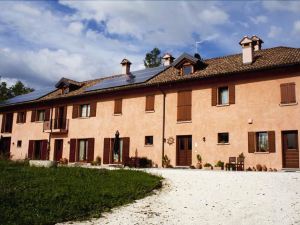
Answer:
256;164;262;171
268;168;273;172
91;156;101;166
273;168;278;172
246;167;252;171
239;152;245;159
204;163;212;168
215;160;224;168
252;167;256;171
262;165;267;171
162;155;170;168
139;157;152;168
196;154;202;163
59;158;68;165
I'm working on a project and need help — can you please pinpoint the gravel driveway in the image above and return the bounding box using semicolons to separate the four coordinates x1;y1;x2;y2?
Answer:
63;169;300;225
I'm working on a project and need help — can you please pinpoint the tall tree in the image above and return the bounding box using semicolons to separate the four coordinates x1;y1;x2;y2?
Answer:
0;78;34;102
144;47;162;68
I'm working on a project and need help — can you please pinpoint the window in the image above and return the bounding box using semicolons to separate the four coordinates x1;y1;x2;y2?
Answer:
286;133;297;149
78;139;88;161
182;65;193;75
280;83;296;104
145;95;155;111
37;110;45;121
177;90;192;122
114;99;122;114
218;87;229;105
1;113;13;133
256;132;268;152
17;140;22;148
62;87;69;94
80;104;90;117
145;136;153;145
17;111;26;123
218;133;229;144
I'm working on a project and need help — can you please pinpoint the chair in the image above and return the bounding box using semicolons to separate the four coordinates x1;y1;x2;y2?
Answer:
236;157;245;171
226;157;237;171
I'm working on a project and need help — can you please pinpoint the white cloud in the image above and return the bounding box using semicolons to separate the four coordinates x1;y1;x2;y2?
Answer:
250;15;268;25
293;20;300;34
268;25;282;38
263;1;300;13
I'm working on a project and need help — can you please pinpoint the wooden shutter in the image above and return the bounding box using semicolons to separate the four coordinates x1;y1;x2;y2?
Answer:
31;110;36;122
114;99;122;114
45;108;51;121
177;91;191;121
248;132;256;153
103;138;111;164
211;87;217;106
1;114;5;133
229;85;235;104
281;83;296;104
54;107;59;119
72;104;79;118
145;95;155;111
87;138;95;162
16;113;20;123
28;140;35;159
41;140;48;160
268;131;276;153
23;111;27;123
69;139;77;162
90;102;97;117
122;137;130;165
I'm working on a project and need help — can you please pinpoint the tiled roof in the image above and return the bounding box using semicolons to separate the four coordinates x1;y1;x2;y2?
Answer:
1;46;300;107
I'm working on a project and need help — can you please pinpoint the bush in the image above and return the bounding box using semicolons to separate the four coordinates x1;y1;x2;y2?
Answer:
262;165;268;171
256;164;262;171
59;158;68;165
196;154;202;163
139;157;152;168
246;167;252;171
215;160;224;168
204;163;212;168
91;156;101;166
162;155;171;168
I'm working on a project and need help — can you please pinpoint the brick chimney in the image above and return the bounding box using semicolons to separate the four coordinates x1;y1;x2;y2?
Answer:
162;53;174;66
251;35;264;51
239;36;254;64
121;58;131;75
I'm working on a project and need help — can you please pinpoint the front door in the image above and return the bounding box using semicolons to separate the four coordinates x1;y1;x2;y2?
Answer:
103;137;130;164
0;137;11;158
54;139;63;161
282;131;299;168
176;135;192;166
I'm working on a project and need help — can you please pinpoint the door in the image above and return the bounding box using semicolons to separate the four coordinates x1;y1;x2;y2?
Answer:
282;131;299;168
0;137;11;158
55;106;67;129
54;139;63;161
176;135;192;166
103;137;130;164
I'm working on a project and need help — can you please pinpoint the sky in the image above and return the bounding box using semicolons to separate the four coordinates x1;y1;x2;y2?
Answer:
0;0;299;88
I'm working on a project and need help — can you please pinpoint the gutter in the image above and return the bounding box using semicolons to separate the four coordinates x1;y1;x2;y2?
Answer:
157;84;166;167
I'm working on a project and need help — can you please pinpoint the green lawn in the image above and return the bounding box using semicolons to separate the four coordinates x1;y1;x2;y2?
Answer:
0;160;162;225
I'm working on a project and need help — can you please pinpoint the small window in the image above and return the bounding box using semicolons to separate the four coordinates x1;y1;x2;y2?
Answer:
62;87;69;94
80;104;90;117
218;133;229;144
17;140;22;148
280;83;296;104
145;95;155;112
114;99;122;115
17;112;26;123
37;110;45;122
145;136;153;146
78;139;88;161
256;132;268;152
218;87;229;105
182;65;193;75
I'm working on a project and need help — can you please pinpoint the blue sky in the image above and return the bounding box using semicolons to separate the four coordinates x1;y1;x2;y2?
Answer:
0;1;299;88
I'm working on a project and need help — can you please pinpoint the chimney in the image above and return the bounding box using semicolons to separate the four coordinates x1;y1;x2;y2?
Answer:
162;53;174;66
251;35;264;51
239;36;254;64
121;58;131;75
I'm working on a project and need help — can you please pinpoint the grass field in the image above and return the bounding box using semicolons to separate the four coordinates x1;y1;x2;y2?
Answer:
0;160;162;225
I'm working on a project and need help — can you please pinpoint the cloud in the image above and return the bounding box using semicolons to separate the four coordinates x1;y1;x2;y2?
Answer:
250;15;268;25
268;25;282;38
263;1;300;13
293;20;300;34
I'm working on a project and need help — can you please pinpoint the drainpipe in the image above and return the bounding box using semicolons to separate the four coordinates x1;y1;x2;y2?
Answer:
47;106;53;160
158;85;166;167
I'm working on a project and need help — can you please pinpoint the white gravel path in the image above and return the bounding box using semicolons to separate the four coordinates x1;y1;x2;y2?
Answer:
61;169;300;225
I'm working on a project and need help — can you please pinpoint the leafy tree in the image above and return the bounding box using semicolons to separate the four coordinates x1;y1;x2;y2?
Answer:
0;78;34;102
144;47;162;68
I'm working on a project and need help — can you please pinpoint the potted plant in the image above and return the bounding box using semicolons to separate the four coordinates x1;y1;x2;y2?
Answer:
214;160;224;170
162;155;171;168
196;154;202;169
203;163;212;170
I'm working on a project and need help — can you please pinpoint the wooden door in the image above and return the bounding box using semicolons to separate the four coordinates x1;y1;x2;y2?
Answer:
176;135;192;166
282;131;299;168
0;137;11;158
54;139;63;161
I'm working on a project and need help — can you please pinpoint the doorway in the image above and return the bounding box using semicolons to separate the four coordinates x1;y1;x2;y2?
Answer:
54;139;63;161
0;137;11;158
176;135;192;166
103;137;130;164
282;131;299;168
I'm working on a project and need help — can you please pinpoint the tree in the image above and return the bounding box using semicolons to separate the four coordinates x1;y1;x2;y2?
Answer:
144;47;162;68
0;78;34;102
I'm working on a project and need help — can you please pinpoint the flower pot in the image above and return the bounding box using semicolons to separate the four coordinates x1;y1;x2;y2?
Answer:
214;166;223;171
203;166;212;170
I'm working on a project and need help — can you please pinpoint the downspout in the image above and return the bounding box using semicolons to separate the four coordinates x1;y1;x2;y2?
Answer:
48;106;53;160
158;85;166;167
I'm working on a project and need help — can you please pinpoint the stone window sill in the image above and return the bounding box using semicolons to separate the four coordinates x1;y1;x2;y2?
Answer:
177;120;192;124
217;143;230;145
113;113;122;116
279;102;298;107
216;104;230;107
144;144;153;147
254;151;270;154
145;110;155;113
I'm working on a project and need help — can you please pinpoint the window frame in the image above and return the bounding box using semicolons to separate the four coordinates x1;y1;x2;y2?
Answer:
218;132;229;144
114;99;123;115
79;104;91;118
17;140;22;148
36;110;45;122
145;136;154;146
217;86;229;105
256;131;269;153
77;139;88;161
280;82;296;105
17;111;26;124
182;64;193;75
